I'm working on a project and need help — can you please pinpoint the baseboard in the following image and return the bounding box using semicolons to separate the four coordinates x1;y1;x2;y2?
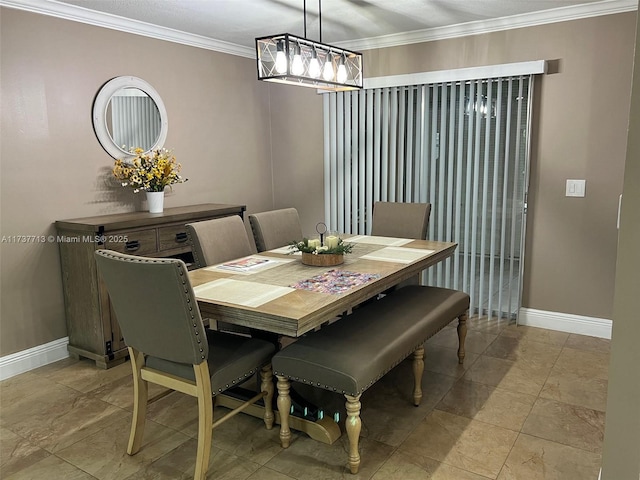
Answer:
0;337;69;381
518;308;612;339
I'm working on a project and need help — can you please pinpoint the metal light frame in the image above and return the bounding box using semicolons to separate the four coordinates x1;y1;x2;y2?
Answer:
255;1;363;91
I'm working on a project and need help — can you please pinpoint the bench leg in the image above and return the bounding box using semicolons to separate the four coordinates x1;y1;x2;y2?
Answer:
260;365;275;430
457;312;468;364
276;375;292;448
344;394;362;474
412;346;425;406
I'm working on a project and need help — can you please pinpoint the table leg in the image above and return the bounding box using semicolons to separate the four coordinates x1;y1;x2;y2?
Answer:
215;392;341;444
214;331;342;444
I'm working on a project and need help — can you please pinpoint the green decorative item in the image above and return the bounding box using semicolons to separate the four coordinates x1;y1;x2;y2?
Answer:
289;223;353;266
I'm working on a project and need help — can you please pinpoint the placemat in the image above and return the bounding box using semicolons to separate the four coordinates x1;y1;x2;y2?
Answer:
359;246;435;263
194;278;294;307
267;246;301;255
203;255;293;275
347;235;413;246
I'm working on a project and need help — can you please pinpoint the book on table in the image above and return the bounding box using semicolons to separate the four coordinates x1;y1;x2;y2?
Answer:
217;257;273;272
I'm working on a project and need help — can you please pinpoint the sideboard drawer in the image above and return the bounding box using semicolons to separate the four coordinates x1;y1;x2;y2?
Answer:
158;224;190;252
104;229;158;255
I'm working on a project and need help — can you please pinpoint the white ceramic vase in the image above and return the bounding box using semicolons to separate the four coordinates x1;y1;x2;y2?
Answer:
146;190;165;213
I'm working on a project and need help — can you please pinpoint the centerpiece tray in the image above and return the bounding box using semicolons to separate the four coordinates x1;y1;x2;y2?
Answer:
301;252;344;267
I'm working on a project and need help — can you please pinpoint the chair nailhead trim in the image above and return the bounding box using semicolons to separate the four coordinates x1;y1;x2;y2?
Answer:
98;251;207;366
215;368;258;393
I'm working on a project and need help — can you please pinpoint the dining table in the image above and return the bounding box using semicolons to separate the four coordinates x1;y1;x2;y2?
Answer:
189;234;457;444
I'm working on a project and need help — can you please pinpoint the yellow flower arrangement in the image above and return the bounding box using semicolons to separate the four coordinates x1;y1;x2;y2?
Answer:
113;147;187;193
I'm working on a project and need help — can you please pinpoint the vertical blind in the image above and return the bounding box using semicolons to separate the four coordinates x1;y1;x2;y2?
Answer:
323;75;533;320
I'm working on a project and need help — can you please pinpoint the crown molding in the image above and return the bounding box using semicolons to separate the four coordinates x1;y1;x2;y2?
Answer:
1;0;637;58
338;0;638;51
0;0;256;58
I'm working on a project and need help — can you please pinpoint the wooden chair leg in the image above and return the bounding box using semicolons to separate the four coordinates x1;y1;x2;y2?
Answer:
193;362;213;480
344;394;362;474
412;346;425;406
457;312;468;364
276;375;292;448
127;347;148;455
260;365;275;430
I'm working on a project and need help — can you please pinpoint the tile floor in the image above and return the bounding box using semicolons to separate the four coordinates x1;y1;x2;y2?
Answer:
0;318;610;479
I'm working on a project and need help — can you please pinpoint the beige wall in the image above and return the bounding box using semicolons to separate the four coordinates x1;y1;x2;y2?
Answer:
1;7;636;357
0;8;277;355
601;3;640;476
268;83;325;236
272;12;636;320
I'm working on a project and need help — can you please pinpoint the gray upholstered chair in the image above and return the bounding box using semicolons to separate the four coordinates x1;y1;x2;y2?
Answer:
248;207;303;252
185;215;255;334
94;250;275;480
370;201;432;289
185;215;254;269
371;201;431;239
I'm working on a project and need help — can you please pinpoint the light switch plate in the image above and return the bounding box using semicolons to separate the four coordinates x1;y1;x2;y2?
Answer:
566;179;586;197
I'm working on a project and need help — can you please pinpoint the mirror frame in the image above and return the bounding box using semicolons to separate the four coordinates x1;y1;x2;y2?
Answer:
92;76;168;160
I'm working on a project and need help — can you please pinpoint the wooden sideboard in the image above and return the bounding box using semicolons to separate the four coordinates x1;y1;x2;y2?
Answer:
55;203;246;368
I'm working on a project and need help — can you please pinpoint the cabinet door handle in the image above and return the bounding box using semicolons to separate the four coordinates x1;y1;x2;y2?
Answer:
175;232;188;243
125;240;140;252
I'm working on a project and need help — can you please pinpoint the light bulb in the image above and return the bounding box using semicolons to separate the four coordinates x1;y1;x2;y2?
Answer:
322;55;334;81
309;51;321;78
337;63;347;83
291;45;304;76
275;41;287;74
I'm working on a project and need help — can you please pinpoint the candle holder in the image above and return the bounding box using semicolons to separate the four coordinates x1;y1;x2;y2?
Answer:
316;222;327;246
288;224;354;266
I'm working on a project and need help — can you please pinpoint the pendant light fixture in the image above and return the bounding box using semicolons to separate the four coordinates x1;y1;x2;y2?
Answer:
256;0;363;91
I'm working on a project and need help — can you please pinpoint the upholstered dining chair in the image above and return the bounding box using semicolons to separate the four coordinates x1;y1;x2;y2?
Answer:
94;250;275;480
371;201;431;240
371;201;432;288
248;207;303;252
185;215;254;269
185;215;255;334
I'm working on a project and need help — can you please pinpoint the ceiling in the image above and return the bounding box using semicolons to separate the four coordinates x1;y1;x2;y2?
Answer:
7;0;638;56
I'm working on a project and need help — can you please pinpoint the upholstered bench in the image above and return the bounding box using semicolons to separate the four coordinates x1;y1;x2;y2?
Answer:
272;285;470;474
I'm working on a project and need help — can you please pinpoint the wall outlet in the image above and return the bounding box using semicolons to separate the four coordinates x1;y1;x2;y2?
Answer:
566;179;586;197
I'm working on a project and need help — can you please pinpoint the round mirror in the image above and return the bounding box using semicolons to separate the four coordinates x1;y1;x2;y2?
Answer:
92;76;168;160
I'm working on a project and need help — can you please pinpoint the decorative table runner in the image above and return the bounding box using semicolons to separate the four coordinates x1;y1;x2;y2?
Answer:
346;235;413;246
359;246;435;264
291;269;380;294
194;278;294;307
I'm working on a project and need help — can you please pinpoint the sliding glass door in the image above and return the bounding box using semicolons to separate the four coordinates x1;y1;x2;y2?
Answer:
323;75;533;321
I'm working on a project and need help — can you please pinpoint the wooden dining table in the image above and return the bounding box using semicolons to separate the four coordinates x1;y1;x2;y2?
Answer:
188;235;457;443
